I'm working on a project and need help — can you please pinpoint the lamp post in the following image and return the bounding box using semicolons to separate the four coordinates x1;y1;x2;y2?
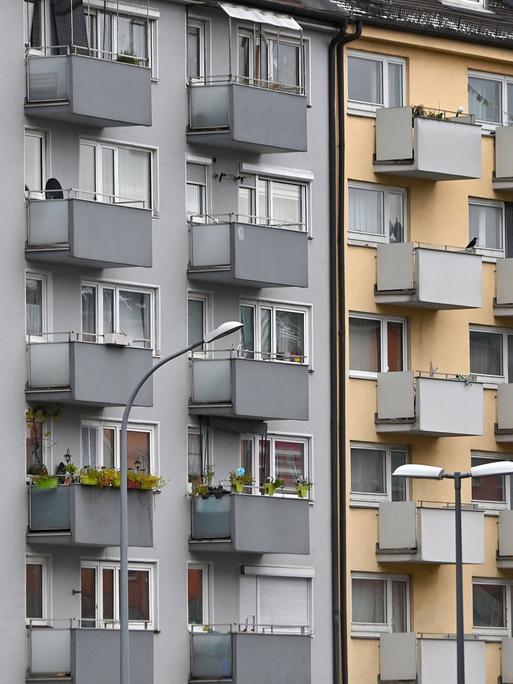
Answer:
393;461;513;684
119;321;243;684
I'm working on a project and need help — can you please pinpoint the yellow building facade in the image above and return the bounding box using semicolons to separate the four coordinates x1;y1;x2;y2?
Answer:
345;16;513;684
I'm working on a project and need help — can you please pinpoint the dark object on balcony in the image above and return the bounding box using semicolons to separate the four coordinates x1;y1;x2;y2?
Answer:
466;237;478;249
45;177;64;200
51;0;88;53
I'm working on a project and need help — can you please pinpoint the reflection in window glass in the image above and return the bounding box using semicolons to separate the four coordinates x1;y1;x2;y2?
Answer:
348;57;383;105
468;76;501;124
118;16;147;62
473;583;506;628
188;299;204;346
271;42;300;87
472;456;506;503
188;567;204;624
119;290;150;347
26;277;43;337
352;578;386;624
470;330;502;376
276;310;304;359
187;25;201;79
275;440;305;490
81;285;97;341
188;430;203;482
351;448;385;494
388;63;403;108
103;428;115;469
81;567;97;627
387;322;404;372
26;563;43;619
127;430;150;473
349;318;381;373
128;570;150;622
25;132;44;194
103;569;114;621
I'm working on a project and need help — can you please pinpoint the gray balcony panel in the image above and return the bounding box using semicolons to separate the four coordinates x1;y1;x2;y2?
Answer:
190;494;310;554
190;633;232;680
26;342;153;407
190;358;309;421
374;107;482;180
378;502;484;564
494;126;513;189
26;55;152;127
496;385;513;443
502;638;513;683
376;244;482;309
379;632;417;681
28;485;153;547
26;199;152;268
188;83;307;153
495;259;513;317
376;372;484;436
29;627;71;677
189;222;308;288
497;511;513;567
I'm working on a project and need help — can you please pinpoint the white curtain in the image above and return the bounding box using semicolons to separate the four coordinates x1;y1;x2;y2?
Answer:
118;148;151;208
352;578;386;624
350;448;385;494
349;187;383;236
348;56;382;104
468;76;501;124
349;318;380;372
119;290;151;347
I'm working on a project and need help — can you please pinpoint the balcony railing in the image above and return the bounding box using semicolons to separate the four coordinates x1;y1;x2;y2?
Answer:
25;45;152;127
377;501;484;564
494;259;513;317
189;625;311;684
26;332;153;407
375;242;482;309
189;349;309;421
187;76;307;153
373;106;482;180
493;126;513;189
189;492;310;554
375;371;484;437
188;213;308;288
26;189;152;269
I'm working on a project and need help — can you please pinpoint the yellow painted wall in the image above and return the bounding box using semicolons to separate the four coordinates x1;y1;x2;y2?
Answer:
345;26;513;684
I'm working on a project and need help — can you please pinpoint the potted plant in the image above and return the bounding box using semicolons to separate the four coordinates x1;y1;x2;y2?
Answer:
262;476;285;496
127;470;143;490
229;467;253;494
97;468;120;488
117;50;143;66
80;467;101;486
32;465;59;490
139;473;165;491
295;477;313;499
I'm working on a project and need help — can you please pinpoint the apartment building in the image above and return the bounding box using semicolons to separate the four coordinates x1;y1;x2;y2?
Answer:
7;0;343;681
341;1;513;683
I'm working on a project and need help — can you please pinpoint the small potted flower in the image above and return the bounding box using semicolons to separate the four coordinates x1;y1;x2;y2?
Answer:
32;464;59;490
229;467;253;494
295;476;313;499
80;467;100;486
263;476;285;496
127;470;143;490
140;473;165;491
97;468;120;488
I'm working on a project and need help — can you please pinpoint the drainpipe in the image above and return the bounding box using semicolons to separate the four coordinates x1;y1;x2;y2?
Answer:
329;18;363;684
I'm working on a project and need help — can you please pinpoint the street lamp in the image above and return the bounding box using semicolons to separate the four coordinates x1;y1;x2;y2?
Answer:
119;321;243;684
393;460;513;684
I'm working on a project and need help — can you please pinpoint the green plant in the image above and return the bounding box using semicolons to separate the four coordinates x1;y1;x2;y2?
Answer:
295;477;313;499
139;473;165;491
229;467;254;494
263;477;285;496
190;467;215;497
31;465;59;489
80;467;101;486
411;104;445;121
117;50;143;66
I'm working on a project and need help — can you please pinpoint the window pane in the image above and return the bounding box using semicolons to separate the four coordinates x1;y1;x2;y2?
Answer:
389;193;405;243
79;143;96;198
188;299;204;346
81;425;98;468
260;308;272;359
240;305;255;354
119;290;151;348
473;583;505;627
81;285;97;341
388;63;403;108
81;567;96;626
349;318;381;372
188;431;203;482
507;83;513;125
103;288;114;335
118;148;151;208
186;184;203;218
349;187;384;236
118;16;147;61
188;567;204;624
97;11;113;57
391;451;407;502
25;133;43;193
238;187;253;221
348;57;383;105
127;431;150;473
275;440;305;491
187;26;201;79
26;278;43;337
128;570;150;622
103;428;115;468
257;180;269;221
352;578;386;624
350;448;385;494
26;0;44;49
271;42;300;87
238;34;250;79
276;310;304;360
468;76;501;124
27;419;44;474
259;439;271;485
387;322;404;372
102;569;114;622
241;439;253;479
470;331;502;376
102;148;115;202
271;182;302;227
470;203;503;251
472;456;506;503
26;564;43;619
391;581;407;632
509;335;513;383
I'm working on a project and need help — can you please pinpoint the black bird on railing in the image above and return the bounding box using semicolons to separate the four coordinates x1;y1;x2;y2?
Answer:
466;237;478;249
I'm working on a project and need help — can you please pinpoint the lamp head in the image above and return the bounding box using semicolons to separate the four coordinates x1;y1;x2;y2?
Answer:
393;464;445;480
204;321;243;344
470;461;513;478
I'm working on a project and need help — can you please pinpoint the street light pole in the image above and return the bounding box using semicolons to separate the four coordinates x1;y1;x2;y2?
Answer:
119;322;243;684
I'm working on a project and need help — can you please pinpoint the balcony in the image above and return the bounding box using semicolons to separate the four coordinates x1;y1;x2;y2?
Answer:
375;243;482;309
25;52;152;127
187;78;307;154
189;629;311;684
27;485;153;547
373;107;482;180
379;633;484;684
189;493;309;554
26;335;153;407
494;259;513;317
26;192;152;269
26;622;153;684
493;126;513;190
502;638;513;683
375;371;484;437
496;511;513;568
188;217;308;288
495;384;513;443
189;353;309;421
377;501;484;564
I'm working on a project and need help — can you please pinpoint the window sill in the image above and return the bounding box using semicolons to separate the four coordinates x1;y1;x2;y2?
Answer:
347;237;384;249
351;630;388;640
349;371;378;381
472;631;508;642
350;500;384;509
348;106;378;119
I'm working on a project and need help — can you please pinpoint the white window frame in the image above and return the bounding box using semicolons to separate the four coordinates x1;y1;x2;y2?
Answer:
187;424;211;487
468;197;505;258
26;555;50;625
187;562;212;630
468;70;513;129
186;158;211;221
26;271;51;342
188;292;210;354
469;324;513;385
471;452;513;512
186;17;208;82
23;0;53;54
349;312;408;380
80;560;155;630
24;129;48;198
472;578;510;639
238;173;309;232
442;0;489;11
350;442;409;506
348;181;407;245
351;572;410;637
80;419;157;473
347;50;407;117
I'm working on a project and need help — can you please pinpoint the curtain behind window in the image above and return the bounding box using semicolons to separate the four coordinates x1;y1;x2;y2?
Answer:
470;331;502;376
119;290;150;347
350;448;385;494
348;57;382;104
468;76;501;124
26;278;43;337
352;578;386;624
118;148;151;208
276;311;304;359
349;187;384;235
349;318;380;372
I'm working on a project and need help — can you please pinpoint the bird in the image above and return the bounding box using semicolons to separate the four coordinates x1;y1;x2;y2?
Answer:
466;237;478;249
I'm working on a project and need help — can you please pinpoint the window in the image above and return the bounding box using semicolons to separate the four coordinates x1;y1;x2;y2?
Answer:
473;580;509;636
25;130;46;196
351;574;409;635
469;327;513;382
26;273;48;340
348;182;406;243
348;51;405;114
26;413;51;475
81;421;155;473
188;563;210;627
81;281;157;350
238;175;307;230
469;198;504;256
79;140;154;211
240;434;310;495
81;562;154;629
187;20;206;80
240;301;308;363
237;30;304;92
472;453;512;510
350;444;408;505
468;71;513;126
349;314;407;377
188;426;210;483
26;557;48;623
24;0;53;52
188;294;208;347
186;162;209;220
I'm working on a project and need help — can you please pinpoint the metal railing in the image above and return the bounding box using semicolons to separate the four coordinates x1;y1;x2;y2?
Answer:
26;187;147;208
188;73;304;96
414;370;478;383
192;347;307;364
195;623;312;635
188;212;305;231
26;43;149;67
26;331;149;346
